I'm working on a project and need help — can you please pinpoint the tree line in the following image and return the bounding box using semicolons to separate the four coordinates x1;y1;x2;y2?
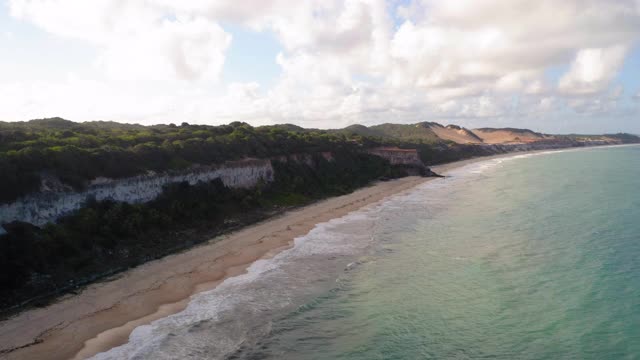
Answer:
0;151;406;311
0;118;381;203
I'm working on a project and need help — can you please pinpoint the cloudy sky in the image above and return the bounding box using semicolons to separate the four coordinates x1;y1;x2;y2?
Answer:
1;0;640;133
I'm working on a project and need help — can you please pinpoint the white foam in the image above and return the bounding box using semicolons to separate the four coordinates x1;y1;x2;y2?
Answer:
90;146;608;359
90;202;385;359
443;147;587;178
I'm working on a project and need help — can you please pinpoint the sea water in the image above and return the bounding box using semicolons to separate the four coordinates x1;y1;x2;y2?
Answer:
92;145;640;360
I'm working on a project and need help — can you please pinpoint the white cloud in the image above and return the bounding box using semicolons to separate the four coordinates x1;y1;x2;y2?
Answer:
4;0;640;128
387;1;637;89
558;46;628;95
97;17;230;82
9;0;231;82
247;0;640;125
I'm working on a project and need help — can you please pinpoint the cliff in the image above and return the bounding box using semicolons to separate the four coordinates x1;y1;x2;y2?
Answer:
0;139;627;235
0;159;273;234
368;147;424;167
367;147;443;177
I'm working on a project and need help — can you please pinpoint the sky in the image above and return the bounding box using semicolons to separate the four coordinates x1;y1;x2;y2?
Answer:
1;0;639;134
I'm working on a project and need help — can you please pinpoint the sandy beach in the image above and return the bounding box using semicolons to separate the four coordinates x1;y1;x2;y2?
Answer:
0;149;589;360
0;157;470;360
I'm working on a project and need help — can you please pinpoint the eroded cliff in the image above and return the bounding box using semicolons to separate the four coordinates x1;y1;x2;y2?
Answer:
0;159;273;233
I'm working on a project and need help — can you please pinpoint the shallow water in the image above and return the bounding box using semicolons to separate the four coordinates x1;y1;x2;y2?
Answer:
93;145;640;360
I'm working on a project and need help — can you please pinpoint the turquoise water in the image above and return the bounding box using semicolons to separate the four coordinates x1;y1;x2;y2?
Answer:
243;145;640;359
94;145;640;360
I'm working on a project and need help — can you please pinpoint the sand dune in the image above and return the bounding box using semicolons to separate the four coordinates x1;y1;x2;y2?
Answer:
429;124;483;144
424;123;550;145
471;128;549;144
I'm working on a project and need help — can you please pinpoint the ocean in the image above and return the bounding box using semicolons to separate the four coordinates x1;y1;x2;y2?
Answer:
92;145;640;360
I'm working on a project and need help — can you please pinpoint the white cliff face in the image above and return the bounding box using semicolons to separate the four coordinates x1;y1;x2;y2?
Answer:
0;159;274;232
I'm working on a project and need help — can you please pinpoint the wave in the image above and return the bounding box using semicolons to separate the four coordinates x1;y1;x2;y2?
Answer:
90;200;390;359
90;146;601;359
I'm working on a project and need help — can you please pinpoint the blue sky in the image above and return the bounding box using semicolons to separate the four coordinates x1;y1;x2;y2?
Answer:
616;46;640;95
1;0;639;133
221;24;281;88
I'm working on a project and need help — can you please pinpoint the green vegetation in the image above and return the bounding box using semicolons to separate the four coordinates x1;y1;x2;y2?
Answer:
0;118;379;204
0;151;406;311
2;118;637;205
557;133;640;142
336;122;441;143
1;118;639;313
474;127;545;136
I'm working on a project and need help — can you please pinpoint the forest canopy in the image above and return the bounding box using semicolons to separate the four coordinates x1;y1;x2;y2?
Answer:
0;118;383;203
2;118;638;204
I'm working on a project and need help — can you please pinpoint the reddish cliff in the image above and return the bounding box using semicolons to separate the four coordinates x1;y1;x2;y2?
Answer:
368;147;424;167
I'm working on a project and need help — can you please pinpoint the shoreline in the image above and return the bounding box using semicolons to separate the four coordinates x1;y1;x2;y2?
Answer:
0;144;633;360
1;176;438;360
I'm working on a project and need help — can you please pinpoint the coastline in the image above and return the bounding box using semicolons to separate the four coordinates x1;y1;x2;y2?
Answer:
0;145;631;360
0;175;438;360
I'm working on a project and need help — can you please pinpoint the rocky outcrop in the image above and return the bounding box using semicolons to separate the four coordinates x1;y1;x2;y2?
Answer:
368;147;441;176
0;159;274;233
368;147;424;167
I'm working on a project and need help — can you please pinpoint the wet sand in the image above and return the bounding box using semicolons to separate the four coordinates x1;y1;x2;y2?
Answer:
1;171;454;359
0;149;585;360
